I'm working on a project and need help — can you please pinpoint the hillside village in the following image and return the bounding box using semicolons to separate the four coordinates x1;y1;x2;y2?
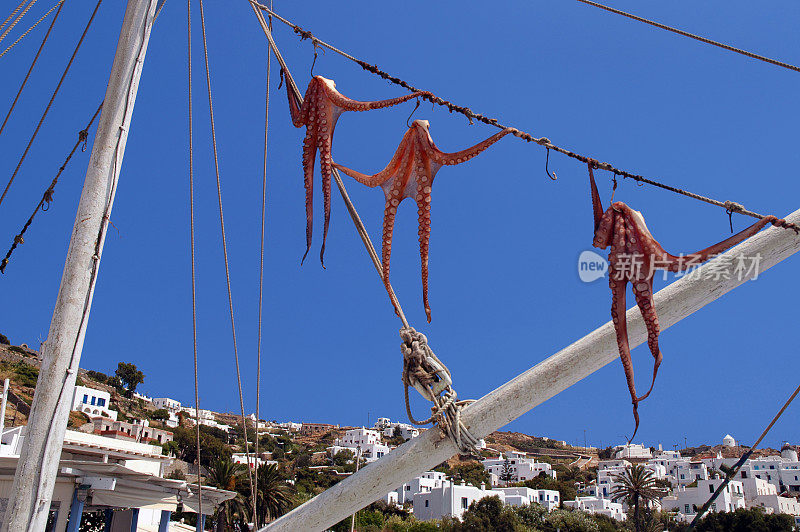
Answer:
1;342;799;531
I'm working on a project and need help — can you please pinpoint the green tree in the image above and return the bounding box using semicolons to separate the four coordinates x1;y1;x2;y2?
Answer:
684;506;794;532
114;362;144;394
151;408;169;421
252;464;293;524
610;464;663;532
499;458;515;486
454;496;521;531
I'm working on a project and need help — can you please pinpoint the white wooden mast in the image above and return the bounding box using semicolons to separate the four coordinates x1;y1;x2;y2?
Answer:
262;209;800;531
1;1;158;529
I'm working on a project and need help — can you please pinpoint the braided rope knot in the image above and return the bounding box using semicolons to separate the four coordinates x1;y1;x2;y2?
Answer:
400;327;481;456
724;200;745;213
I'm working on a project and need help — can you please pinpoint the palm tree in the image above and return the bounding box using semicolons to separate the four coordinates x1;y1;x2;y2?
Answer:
610;464;664;532
208;457;248;531
253;463;293;525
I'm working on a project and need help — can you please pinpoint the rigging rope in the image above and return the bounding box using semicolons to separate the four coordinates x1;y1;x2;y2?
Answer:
250;6;481;456
689;382;800;528
0;0;102;211
187;0;203;517
198;0;256;508
0;0;62;60
0;0;37;46
0;101;102;274
253;2;272;526
249;1;797;232
0;0;63;138
575;0;800;75
0;0;28;34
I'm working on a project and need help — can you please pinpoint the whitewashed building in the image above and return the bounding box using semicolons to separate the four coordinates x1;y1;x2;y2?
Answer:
152;397;181;412
71;385;117;421
564;496;626;521
482;452;557;486
413;481;501;521
329;427;392;463
661;478;746;522
492;487;560;511
614;443;652;459
385;471;448;506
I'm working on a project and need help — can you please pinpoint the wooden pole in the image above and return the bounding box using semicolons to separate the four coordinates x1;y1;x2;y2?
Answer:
262;209;800;531
1;1;158;529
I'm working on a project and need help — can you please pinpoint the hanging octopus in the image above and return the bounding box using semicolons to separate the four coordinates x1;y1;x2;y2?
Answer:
286;75;431;266
587;161;790;440
334;120;514;322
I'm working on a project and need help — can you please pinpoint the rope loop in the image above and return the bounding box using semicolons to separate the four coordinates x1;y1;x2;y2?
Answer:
400;327;481;457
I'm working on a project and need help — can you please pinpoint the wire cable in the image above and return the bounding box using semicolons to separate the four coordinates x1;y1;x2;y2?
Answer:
0;0;63;137
0;0;63;60
0;0;102;210
187;0;203;518
0;0;29;34
575;0;800;74
0;0;38;46
248;0;798;232
0;101;102;274
198;0;256;509
253;2;272;526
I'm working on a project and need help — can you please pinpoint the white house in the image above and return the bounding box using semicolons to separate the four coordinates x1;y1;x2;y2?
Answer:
661;478;746;522
413;481;501;521
152;397;181;412
491;487;560;511
385;471;448;506
329;428;392;463
564;496;626;521
71;385;117;421
614;443;652;459
482;452;557;486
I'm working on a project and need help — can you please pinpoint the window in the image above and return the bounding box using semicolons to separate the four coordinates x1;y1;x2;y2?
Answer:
90;396;96;405
709;484;714;494
711;503;716;511
741;471;747;479
461;497;469;509
680;474;685;479
425;500;429;508
82;394;88;404
98;398;106;407
685;505;690;514
406;486;411;491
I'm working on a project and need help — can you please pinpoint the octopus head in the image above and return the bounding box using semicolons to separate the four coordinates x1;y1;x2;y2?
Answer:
411;119;433;143
316;76;337;90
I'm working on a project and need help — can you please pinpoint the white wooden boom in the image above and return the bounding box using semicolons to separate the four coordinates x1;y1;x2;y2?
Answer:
263;208;800;531
2;1;157;530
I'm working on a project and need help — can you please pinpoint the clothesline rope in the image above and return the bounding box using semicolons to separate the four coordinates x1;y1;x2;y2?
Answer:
249;0;797;233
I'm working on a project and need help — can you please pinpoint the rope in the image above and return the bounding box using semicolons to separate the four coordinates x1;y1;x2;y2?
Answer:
249;1;797;232
154;0;166;20
0;0;62;60
575;0;800;75
198;0;256;508
0;0;28;34
187;0;202;517
0;101;102;274
0;0;102;211
689;382;800;528
253;2;272;527
400;328;480;456
0;0;63;138
250;5;482;456
0;0;37;46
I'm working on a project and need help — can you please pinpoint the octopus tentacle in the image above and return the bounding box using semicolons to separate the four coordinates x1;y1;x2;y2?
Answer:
301;133;317;264
430;128;515;166
381;200;399;298
318;79;431;112
333;138;412;188
630;276;662;403
318;135;333;268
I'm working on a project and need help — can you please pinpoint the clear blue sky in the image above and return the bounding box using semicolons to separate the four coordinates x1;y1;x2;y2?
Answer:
1;1;798;452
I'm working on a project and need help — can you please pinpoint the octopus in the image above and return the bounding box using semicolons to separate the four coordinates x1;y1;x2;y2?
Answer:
334;120;514;322
587;161;788;440
287;75;431;266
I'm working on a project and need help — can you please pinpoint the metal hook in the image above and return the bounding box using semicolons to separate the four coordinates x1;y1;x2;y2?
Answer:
406;98;421;128
278;68;285;90
545;148;557;180
726;209;734;233
611;172;618;203
309;39;324;77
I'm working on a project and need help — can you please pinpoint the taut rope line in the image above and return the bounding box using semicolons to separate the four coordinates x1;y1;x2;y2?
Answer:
249;0;797;232
199;0;256;506
187;0;203;517
0;0;63;60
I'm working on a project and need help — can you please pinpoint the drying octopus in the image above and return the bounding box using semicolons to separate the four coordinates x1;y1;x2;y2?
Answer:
286;75;431;266
334;120;514;322
588;161;792;440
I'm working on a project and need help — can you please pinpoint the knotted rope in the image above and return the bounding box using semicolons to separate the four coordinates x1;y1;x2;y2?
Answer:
400;327;481;456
